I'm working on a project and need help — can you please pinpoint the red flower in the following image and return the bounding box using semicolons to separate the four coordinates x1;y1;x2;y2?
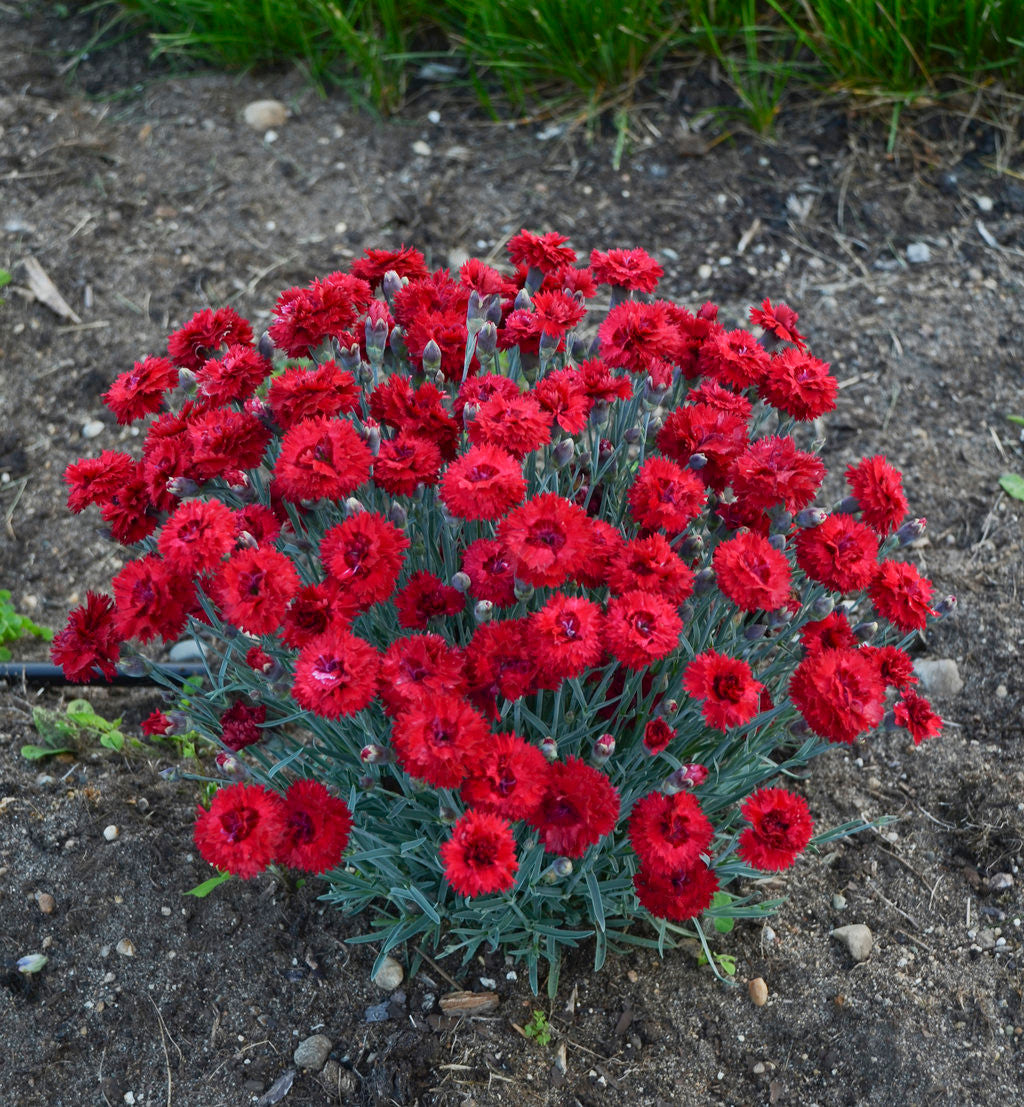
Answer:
534;367;591;434
187;407;271;481
99;465;159;546
321;512;409;610
441;444;526;521
112;556;192;644
278;779;353;874
598;300;679;381
216;547;299;636
168;307;252;371
590;247;664;293
573;518;626;590
789;647;886;744
140;710;173;736
292;625;380;719
749;298;806;347
528;594;604;687
737;788;813;871
369;377;459;461
869;560;935;632
195;344;270;406
266;361;360;429
280;580;353;649
268;271;373;358
760;348;836;419
684;651;764;730
404;307;476;381
531;288;587;337
576;358;633;404
800;611;858;655
373;432;443;497
633;860;719;922
657;403;749;493
441;810;519;898
454;374;520;422
527;757;620;858
690;378;754;419
729;436;825;514
713;531;792;612
460;257;516;297
51;591;122;682
629;791;714;872
467;390;553;459
349;244;429;287
220;701;266;752
604;590;682;669
64;450;135;513
194;782;285;879
394;571;464;629
379;633;466;717
103;356;179;424
234;503;282;547
507;229;577;272
861;644;917;690
628;456;707;534
893;689;943;745
245;646;274;673
607;534;695;605
273;416;373;503
845;455;908;535
697;328;770;390
465;619;538;715
498;493;591;589
460;732;549;820
643;718;675;755
461;537;518;608
159;499;238;575
391;693;490;789
794;514;878;593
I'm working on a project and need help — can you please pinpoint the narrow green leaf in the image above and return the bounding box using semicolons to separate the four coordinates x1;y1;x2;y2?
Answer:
184;871;232;897
1006;415;1024;427
999;473;1024;500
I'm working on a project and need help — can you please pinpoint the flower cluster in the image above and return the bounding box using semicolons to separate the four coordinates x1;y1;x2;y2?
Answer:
54;235;950;983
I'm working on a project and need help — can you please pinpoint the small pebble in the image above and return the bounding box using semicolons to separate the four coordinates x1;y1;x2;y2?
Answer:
989;873;1014;892
243;100;288;131
427;110;441;124
913;658;964;698
116;939;136;958
995;684;1008;698
831;923;873;962
372;955;404;990
411;140;432;157
748;977;769;1006
293;1034;332;1071
832;893;848;910
35;891;56;914
906;242;931;264
103;825;120;842
976;928;997;951
975;195;994;212
81;420;104;439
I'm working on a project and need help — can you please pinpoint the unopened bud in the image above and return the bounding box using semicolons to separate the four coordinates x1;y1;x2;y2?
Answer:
484;294;502;325
767;533;787;552
896;516;927;545
215;751;243;776
568;332;590;362
365;317;389;360
551;438;575;468
176;367;196;390
592;733;615;764
789;717;811;739
514;287;533;312
687;452;707;471
694;567;716;594
744;622;767;640
767;608;792;629
381;269;405;304
164;711;189;734
836;494;860;515
677;533;704;559
364;425;381;455
467;290;485;323
597;437;615;464
338;344;361;373
451;571;472;594
388;325;408;359
473;599;493;623
476;321;497;357
542;857;573;883
539;736;558;762
513;577;535;602
589;400;609;427
810;594;835;618
462;403;479;426
934;594;957;618
770;509;793;532
360;743;387;764
257;331;275;360
539;329;560;363
623;426;642;445
118;656;145;678
422;339;442;375
853;620;878;642
167;476;200;499
795;507;827;528
358;774;376;791
388;503;407;528
643;379;668;407
344;497;364;516
439;805;458;825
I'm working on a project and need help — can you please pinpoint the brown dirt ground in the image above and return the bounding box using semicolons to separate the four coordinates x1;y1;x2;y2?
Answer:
2;5;1024;1106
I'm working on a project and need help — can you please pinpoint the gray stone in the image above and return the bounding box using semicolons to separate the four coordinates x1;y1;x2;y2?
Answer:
372;955;404;990
831;923;873;962
81;420;104;439
976;928;997;951
293;1034;332;1071
906;242;931;263
912;658;964;698
832;893;847;910
243;100;287;131
989;873;1014;892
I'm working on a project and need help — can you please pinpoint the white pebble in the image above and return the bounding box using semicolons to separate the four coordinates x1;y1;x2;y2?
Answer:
906;242;931;264
81;420;105;439
427;110;441;124
412;140;432;157
116;939;136;958
831;923;873;962
975;195;994;212
243;99;288;131
372;955;404;990
103;825;120;842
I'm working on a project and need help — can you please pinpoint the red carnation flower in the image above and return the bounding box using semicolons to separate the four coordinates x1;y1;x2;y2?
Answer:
690;378;754;419
234;503;283;547
845;455;908;536
245;646;274;673
893;689;943;745
729;435;825;514
159;498;238;576
633;860;719;922
604;589;682;669
529;594;604;687
168;306;253;372
643;718;675;755
99;465;160;546
394;571;464;629
629;791;714;873
187;407;271;481
321;512;409;610
441;810;519;898
460;257;515;297
794;514;878;593
607;534;695;605
374;432;443;497
195;344;270;406
273;416;373;503
749;298;806;348
684;651;764;730
861;644;917;690
789;647;886;744
527;757;620;858
534;367;591;434
576;358;633;405
280;580;354;648
697;328;770;390
713;531;792;612
220;701;266;752
590;247;664;293
379;633;466;717
869;560;935;632
268;271;373;358
349;244;429;287
112;556;192;644
404;307;476;381
597;299;679;381
657;403;749;493
498;493;592;589
391;693;490;789
461;732;549;820
760;348;836;420
51;591;122;683
628;456;707;534
215;547;299;636
369;376;460;461
737;787;814;872
462;537;518;608
800;611;858;655
507;229;577;273
467;390;553;459
103;356;179;424
573;518;626;590
465;618;538;716
194;782;285;879
454;373;520;422
140;710;173;736
278;779;353;874
530;288;587;337
64;450;136;513
266;361;360;429
292;625;380;719
441;444;526;521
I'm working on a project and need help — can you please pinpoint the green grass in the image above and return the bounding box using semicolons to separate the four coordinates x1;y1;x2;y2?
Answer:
91;0;1024;126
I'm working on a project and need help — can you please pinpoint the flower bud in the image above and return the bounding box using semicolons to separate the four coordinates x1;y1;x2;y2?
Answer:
159;766;182;782
789;717;811;738
514;287;533;312
176;367;197;390
770;509;793;532
358;774;376;791
542;857;573;883
215;751;243;776
381;269;406;304
476;321;497;358
539;329;560;364
422;339;443;376
364;425;381;455
473;599;493;623
338;344;361;373
568;332;590;362
360;743;388;764
795;507;827;528
365;317;389;361
643;378;668;408
686;452;707;471
482;294;502;325
462;403;479;426
344;497;364;516
744;622;767;640
539;736;558;761
676;533;704;560
767;533;787;552
592;733;615;764
439;805;458;826
623;426;642;445
597;437;615;464
693;567;716;594
513;577;535;602
119;656;145;678
165;710;189;734
589;400;609;427
388;325;408;360
467;290;485;324
934;594;957;618
388;503;407;528
167;476;200;499
853;620;878;642
767;608;792;629
257;331;275;361
810;594;835;618
551;438;575;468
895;516;927;545
451;571;472;594
836;494;860;515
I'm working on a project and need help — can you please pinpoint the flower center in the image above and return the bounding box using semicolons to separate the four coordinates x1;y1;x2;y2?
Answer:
220;806;258;843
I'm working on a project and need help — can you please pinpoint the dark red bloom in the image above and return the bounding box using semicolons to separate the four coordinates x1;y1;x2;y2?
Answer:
245;646;274;673
140;710;173;736
633;860;719;922
64;451;136;513
159;498;238;576
187;407;271;481
576;358;633;405
697;328;770;390
268;272;373;358
729;436;825;514
112;556;192;644
861;644;917;690
713;531;792;612
266;361;360;429
441;444;526;521
657;403;749;493
590;247;663;293
321;512;409;610
379;633;467;717
273;416;373;502
628;457;707;534
643;718;675;755
51;591;122;682
292;625;380;719
281;580;354;649
800;611;858;655
461;732;549;820
195;344;270;406
498;493;592;589
373;432;443;497
168;307;253;372
869;560;935;632
369;376;460;461
749;298;806;347
684;651;764;730
794;514;878;593
349;244;429;288
534;367;591;434
394;571;464;629
215;547;298;636
391;692;490;789
278;779;353;874
465;619;538;715
737;788;813;871
461;537;518;608
893;689;943;745
607;533;695;605
467;390;553;459
98;466;159;545
194;782;284;879
760;348;836;419
598;300;679;382
220;701;266;752
845;455;908;536
103;356;179;424
460;257;516;297
789;647;886;744
404;307;476;381
629;791;714;873
441;810;519;897
527;757;620;858
528;594;604;687
604;590;682;669
507;229;576;272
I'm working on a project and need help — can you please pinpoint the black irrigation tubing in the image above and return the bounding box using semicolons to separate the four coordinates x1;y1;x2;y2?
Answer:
0;662;208;688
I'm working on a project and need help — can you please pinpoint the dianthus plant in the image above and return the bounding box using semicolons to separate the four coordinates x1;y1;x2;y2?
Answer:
54;232;952;994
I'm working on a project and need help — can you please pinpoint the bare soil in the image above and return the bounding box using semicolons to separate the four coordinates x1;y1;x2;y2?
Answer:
2;6;1023;1106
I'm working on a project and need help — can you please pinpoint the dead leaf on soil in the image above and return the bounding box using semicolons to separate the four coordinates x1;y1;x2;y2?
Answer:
439;990;500;1014
20;256;82;323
